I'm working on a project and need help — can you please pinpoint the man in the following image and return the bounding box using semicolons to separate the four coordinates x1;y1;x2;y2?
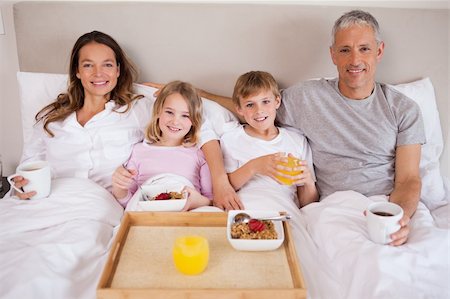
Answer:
277;10;424;246
202;10;424;245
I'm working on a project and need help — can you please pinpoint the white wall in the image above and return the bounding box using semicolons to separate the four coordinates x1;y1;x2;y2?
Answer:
1;0;449;176
0;2;21;176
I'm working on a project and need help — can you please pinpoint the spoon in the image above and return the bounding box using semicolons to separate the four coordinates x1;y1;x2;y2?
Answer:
139;185;152;201
232;212;291;224
123;162;151;201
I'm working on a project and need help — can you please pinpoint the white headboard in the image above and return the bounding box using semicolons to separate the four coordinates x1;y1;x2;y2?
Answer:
12;2;449;176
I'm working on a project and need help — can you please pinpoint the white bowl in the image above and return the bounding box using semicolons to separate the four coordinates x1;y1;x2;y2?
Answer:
137;184;187;212
227;210;285;251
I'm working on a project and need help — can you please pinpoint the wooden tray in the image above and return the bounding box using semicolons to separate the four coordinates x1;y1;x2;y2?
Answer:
97;212;306;299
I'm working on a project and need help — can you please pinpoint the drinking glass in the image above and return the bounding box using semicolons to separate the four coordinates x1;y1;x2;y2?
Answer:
275;155;302;185
173;235;209;275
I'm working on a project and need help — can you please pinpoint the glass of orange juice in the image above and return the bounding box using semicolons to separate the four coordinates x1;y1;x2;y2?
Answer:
173;235;209;275
276;155;302;186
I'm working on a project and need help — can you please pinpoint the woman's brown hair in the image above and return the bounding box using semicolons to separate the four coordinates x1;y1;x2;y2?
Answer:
36;31;142;136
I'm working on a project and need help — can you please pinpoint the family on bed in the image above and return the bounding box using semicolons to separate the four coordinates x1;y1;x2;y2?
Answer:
9;9;437;296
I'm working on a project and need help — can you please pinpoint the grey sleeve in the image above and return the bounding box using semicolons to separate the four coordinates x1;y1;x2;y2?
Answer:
278;87;299;128
396;97;426;146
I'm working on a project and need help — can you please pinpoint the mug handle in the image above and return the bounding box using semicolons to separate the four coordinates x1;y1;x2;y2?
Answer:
6;174;25;194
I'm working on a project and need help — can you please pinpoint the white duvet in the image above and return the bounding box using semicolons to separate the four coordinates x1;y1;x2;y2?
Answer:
0;178;123;299
0;177;448;299
297;191;450;299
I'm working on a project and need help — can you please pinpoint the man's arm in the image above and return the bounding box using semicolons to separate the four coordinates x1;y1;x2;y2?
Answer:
389;143;422;246
197;89;244;123
201;140;244;210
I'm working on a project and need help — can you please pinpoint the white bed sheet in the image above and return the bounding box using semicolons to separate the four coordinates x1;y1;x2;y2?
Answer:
0;178;123;299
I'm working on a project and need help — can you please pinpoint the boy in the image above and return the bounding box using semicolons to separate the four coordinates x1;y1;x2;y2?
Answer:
220;71;318;209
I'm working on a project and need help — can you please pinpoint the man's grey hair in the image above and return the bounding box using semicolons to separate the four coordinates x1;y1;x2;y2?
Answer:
331;10;382;46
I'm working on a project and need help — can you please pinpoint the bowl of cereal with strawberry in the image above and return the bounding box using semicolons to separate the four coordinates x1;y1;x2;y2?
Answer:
136;174;191;212
227;210;285;251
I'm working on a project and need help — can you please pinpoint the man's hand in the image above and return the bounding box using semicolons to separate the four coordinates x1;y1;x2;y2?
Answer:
389;214;410;246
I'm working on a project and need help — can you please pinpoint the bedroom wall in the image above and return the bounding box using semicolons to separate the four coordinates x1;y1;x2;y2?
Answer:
1;1;449;178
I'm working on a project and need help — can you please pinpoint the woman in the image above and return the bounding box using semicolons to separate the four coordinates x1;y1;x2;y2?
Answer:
13;31;153;199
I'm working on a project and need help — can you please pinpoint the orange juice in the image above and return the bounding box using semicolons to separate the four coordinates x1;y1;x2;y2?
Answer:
276;156;301;185
173;236;209;275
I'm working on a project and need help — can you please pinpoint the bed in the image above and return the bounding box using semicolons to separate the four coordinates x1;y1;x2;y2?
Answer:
1;2;449;299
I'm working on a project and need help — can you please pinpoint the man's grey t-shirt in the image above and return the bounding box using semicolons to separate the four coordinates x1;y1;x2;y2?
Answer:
278;78;425;199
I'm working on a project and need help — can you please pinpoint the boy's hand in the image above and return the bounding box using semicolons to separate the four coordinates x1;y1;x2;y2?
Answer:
251;153;281;179
291;160;315;186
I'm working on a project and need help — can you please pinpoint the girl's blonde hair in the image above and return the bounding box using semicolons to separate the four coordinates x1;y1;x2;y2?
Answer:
146;81;203;147
35;31;142;137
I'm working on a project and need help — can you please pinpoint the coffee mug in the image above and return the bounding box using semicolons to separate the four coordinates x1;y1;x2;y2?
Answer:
7;160;51;200
366;202;404;244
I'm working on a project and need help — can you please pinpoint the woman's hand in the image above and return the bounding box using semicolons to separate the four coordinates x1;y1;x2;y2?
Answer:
11;176;36;200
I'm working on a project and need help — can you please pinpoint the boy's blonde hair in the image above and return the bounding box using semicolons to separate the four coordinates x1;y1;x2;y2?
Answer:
232;71;280;106
146;81;203;146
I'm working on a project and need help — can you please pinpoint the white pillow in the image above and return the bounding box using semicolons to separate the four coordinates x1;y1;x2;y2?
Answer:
16;71;237;144
390;78;447;210
16;72;68;144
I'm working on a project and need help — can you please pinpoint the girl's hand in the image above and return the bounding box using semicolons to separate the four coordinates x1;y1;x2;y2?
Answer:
181;186;211;211
112;165;137;190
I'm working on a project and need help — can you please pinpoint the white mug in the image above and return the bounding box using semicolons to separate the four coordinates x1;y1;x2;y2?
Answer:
366;202;404;244
7;160;51;200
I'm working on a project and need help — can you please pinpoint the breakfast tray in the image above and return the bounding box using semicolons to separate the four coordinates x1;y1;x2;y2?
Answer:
97;211;306;299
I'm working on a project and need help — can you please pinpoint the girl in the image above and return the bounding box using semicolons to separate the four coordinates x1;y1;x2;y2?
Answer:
112;81;213;210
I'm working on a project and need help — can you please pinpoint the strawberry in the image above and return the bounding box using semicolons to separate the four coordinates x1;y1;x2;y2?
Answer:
154;192;171;200
248;219;266;232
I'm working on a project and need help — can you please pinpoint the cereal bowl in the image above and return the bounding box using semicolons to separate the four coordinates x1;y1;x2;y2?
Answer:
137;184;187;212
227;210;285;251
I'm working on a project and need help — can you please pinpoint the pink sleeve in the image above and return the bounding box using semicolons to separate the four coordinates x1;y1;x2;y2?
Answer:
126;156;139;197
117;147;139;208
117;190;133;208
